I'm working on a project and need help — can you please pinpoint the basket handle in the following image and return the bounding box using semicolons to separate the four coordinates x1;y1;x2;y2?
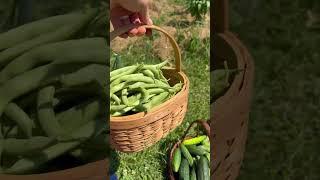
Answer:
182;120;210;139
110;24;182;72
214;0;229;33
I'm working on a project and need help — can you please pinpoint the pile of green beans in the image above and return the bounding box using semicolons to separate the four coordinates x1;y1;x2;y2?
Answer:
110;60;183;117
211;61;242;103
0;9;109;175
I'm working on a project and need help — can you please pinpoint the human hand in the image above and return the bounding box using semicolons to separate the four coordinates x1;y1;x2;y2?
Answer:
110;0;153;38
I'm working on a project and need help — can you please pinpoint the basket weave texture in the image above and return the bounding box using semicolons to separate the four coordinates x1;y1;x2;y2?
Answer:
110;25;190;153
211;32;254;180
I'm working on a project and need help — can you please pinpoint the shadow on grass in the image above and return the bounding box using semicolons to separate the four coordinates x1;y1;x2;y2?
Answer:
110;150;120;176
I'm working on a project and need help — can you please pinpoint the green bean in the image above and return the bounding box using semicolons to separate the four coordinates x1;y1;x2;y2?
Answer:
127;93;142;106
0;9;98;69
141;60;169;79
110;82;127;94
111;64;143;82
110;65;136;77
147;88;166;94
3;119;105;174
111;105;126;112
211;69;241;100
142;69;155;79
4;103;34;138
0;63;83;116
145;94;156;101
121;89;129;105
0;9;97;51
159;70;170;85
112;106;135;116
139;87;149;103
60;64;108;87
154;60;169;69
110;73;154;87
110;93;121;105
170;83;183;94
0;38;107;82
141;66;160;79
37;86;62;138
128;82;171;90
57;100;102;133
143;92;169;112
2;136;55;155
155;79;171;87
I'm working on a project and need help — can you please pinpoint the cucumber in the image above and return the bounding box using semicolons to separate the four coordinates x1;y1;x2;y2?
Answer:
179;158;190;180
186;145;206;156
183;135;207;145
197;156;210;180
205;153;210;163
172;147;182;172
190;164;197;180
180;144;193;166
199;145;210;153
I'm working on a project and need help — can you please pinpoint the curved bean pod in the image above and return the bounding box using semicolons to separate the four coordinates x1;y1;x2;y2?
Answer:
2;136;55;155
4;103;34;138
0;9;98;69
110;94;121;105
0;63;84;116
0;9;97;50
110;64;142;82
60;64;108;87
110;73;153;87
37;86;62;138
110;82;127;94
57;100;102;133
143;92;169;112
3;118;105;174
0;38;107;82
128;81;171;90
121;89;129;106
112;106;135;116
110;65;136;77
147;88;166;95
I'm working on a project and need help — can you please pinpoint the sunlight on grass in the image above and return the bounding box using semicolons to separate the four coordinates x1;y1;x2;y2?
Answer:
111;17;210;180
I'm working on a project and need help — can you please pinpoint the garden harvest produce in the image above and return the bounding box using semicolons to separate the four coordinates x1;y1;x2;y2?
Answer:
110;60;183;116
172;135;210;180
0;8;109;175
211;61;242;102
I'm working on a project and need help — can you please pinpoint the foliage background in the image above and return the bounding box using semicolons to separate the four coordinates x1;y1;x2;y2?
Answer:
228;0;320;179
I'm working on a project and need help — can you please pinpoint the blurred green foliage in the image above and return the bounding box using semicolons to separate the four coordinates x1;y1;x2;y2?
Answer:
229;0;320;179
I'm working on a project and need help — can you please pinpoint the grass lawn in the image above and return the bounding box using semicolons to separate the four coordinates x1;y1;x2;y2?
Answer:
110;1;210;179
228;0;320;179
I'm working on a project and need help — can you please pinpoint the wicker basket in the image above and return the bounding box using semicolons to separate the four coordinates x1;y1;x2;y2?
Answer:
110;25;190;153
0;159;108;180
168;120;211;180
212;1;255;180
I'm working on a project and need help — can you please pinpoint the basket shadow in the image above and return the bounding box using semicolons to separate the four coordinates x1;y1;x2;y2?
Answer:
109;150;120;176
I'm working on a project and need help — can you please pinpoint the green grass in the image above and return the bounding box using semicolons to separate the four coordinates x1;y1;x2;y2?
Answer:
228;0;320;179
111;21;210;180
